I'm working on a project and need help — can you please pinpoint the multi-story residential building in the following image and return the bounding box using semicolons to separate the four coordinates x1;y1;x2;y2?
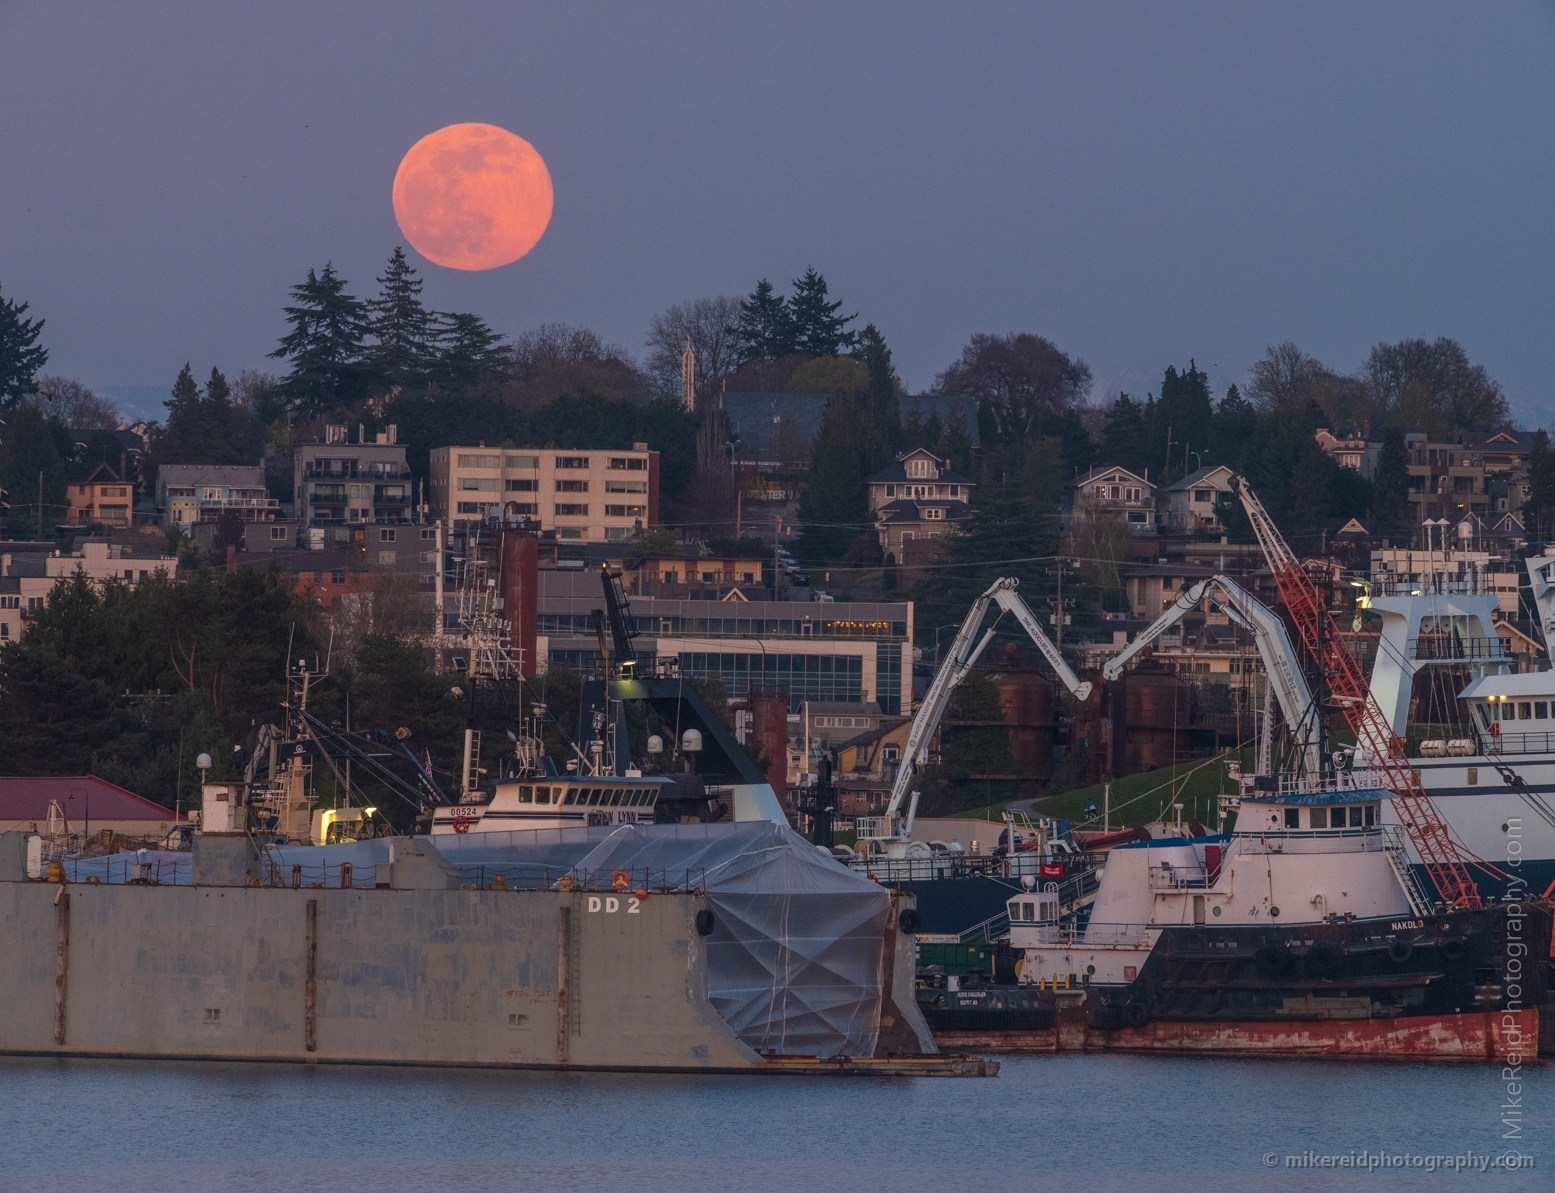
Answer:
430;444;660;543
534;570;911;714
1065;465;1156;534
66;462;136;528
864;448;974;563
1401;433;1491;528
0;539;177;642
157;464;279;528
1314;429;1379;476
293;426;414;541
1160;464;1236;535
629;548;767;596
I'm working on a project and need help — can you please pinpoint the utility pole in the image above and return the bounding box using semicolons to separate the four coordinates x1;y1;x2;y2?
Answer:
1164;426;1174;483
37;470;44;541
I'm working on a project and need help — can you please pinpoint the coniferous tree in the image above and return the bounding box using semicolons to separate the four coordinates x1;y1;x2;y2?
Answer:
369;247;436;387
1099;394;1152;476
727;280;794;363
787;268;856;357
1209;384;1258;473
853;323;901;446
433;312;505;387
0;282;48;411
1371;426;1412;543
1518;432;1555;544
797;392;871;567
270;264;370;414
1151;361;1214;478
0;402;67;534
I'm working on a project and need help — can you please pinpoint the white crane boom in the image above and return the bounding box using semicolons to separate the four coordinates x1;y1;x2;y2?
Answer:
1101;574;1322;775
857;577;1091;857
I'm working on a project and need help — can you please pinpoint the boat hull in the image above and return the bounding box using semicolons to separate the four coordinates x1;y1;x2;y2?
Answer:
919;904;1550;1060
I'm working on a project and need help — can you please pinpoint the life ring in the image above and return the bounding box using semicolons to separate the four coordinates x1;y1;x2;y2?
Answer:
612;870;630;891
453;814;471;834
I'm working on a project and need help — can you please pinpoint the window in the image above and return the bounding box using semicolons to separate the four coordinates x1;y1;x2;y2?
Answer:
378;550;396;565
949;485;959;497
504;455;538;469
607;457;646;471
421;528;436;540
1520;702;1533;720
555;479;588;492
0;624;7;638
906;458;934;478
535;786;551;805
1365;805;1376;826
505;478;537;491
330;571;346;584
506;502;537;516
604;504;645;517
1349;806;1364;828
885;484;895;497
0;596;16;609
518;786;533;804
701;571;717;583
1193;489;1212;503
555;503;588;516
456;502;488;514
270;526;288;541
1537;702;1549;719
1125;487;1141;501
1283;808;1300;829
923;507;944;520
555;456;589;469
604;479;646;493
457;454;499;468
459;478;497;491
379;528;396;542
742;572;754;583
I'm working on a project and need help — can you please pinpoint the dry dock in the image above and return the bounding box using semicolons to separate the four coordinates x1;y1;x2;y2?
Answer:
0;829;993;1077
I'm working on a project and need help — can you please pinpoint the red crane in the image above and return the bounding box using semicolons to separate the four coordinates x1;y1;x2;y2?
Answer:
1233;476;1486;909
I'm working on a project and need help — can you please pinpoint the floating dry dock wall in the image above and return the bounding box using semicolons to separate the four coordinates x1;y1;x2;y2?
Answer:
0;828;991;1076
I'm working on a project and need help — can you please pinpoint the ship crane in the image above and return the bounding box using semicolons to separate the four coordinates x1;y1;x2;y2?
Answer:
1101;573;1323;777
1232;474;1488;909
856;577;1093;859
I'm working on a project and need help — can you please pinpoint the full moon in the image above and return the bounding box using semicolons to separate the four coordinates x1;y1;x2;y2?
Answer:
392;123;553;271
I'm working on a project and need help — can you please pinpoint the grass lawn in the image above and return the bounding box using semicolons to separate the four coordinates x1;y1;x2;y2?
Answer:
950;747;1256;831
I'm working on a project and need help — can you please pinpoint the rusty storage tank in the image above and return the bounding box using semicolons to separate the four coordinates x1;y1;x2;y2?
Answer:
1118;664;1196;774
989;643;1055;781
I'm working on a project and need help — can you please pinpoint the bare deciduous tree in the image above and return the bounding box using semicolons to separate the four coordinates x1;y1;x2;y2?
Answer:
30;374;121;428
1363;337;1508;440
645;296;742;397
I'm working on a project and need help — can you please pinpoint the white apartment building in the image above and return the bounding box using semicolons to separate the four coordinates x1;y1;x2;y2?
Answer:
0;540;178;642
429;444;660;542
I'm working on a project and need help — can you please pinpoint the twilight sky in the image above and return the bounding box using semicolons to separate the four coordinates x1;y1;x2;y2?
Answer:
2;1;1553;424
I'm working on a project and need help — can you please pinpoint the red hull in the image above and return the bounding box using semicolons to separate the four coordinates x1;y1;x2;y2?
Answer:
933;1005;1539;1060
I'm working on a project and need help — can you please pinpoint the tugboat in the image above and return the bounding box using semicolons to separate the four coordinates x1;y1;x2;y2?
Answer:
919;765;1549;1058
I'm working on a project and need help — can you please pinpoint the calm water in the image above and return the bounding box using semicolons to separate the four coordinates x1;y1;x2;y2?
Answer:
0;1054;1544;1192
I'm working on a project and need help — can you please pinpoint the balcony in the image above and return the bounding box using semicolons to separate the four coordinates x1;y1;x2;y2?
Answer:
373;494;413;506
304;464;358;480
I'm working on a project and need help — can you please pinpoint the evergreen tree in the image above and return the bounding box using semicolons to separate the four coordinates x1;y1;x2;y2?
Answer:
269;264;370;414
149;366;258;470
787;268;856;357
727;280;794;363
369;247;436;386
1099;393;1152;476
1521;432;1555;544
0;402;67;535
1151;360;1214;478
797;393;870;566
0;282;48;411
1209;384;1258;473
1371;426;1412;543
852;323;901;445
433;312;506;387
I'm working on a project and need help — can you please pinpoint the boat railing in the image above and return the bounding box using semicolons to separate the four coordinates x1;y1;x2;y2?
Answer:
1250;770;1389;796
1147;864;1210;891
1483;731;1555;758
1235;825;1404;853
1018;921;1152;948
1406;635;1508;662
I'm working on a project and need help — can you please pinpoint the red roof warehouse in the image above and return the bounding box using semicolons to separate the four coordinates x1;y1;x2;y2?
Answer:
0;776;183;837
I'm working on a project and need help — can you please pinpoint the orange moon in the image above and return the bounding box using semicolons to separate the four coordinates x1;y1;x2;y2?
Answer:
392;123;553;271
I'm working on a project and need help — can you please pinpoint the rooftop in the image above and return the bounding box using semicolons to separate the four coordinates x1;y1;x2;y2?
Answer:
0;775;181;824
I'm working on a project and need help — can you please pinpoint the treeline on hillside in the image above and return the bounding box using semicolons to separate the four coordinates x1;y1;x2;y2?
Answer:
0;565;511;825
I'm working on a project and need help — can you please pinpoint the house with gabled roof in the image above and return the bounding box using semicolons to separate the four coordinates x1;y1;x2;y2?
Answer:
1161;464;1236;535
1066;465;1156;535
865;448;974;564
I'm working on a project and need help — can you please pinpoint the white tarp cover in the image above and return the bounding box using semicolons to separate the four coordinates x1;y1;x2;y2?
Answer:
566;822;892;1058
